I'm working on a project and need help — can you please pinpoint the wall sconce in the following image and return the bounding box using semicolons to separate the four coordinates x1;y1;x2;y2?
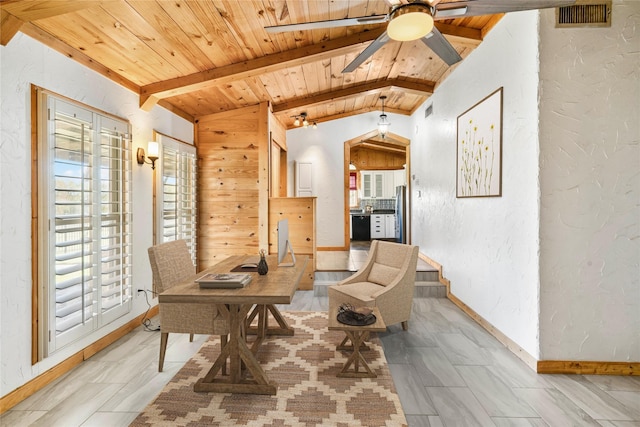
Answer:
291;112;318;129
378;95;390;138
137;141;159;170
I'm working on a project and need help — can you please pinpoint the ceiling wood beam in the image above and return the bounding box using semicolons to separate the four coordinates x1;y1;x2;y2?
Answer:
346;129;410;147
434;22;483;46
1;0;102;45
139;28;387;111
157;99;194;123
356;142;406;153
19;22;140;93
273;78;435;114
1;9;23;46
354;140;407;152
481;14;505;38
282;106;410;129
0;0;102;21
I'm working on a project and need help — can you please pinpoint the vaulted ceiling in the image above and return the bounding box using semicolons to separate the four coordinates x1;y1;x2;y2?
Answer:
1;0;506;128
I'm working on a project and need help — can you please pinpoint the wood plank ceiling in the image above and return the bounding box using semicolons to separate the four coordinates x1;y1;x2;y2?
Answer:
1;0;503;128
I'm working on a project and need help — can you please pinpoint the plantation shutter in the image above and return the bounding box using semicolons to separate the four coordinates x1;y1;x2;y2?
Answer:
44;95;132;354
161;145;179;241
98;118;133;325
157;135;197;262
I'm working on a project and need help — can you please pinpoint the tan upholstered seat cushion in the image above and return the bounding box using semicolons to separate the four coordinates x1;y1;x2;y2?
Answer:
329;281;383;304
368;262;400;286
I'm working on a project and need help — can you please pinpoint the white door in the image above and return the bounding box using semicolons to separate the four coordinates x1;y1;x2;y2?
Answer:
295;161;313;196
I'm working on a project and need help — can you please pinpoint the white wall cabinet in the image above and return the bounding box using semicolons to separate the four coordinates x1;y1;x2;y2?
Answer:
362;170;403;199
393;169;406;187
382;173;395;199
362;172;384;198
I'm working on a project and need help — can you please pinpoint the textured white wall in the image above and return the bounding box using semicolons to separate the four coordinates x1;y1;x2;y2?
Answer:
0;33;193;396
538;2;640;360
286;112;411;247
410;11;542;357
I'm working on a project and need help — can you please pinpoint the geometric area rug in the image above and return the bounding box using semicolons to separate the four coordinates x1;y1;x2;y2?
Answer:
130;311;407;427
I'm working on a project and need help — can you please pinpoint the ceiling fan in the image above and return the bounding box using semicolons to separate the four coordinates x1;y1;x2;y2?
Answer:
265;0;577;72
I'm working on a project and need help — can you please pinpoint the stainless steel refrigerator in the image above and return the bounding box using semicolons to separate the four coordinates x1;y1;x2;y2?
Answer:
395;185;407;243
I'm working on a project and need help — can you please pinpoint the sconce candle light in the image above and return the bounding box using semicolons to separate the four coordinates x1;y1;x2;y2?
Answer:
137;141;159;169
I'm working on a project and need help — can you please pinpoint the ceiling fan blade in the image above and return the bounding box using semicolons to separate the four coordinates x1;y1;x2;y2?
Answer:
342;31;391;73
265;14;388;33
420;27;463;66
434;0;576;19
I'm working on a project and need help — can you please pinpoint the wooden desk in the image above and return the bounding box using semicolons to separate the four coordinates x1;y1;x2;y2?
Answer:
159;254;307;395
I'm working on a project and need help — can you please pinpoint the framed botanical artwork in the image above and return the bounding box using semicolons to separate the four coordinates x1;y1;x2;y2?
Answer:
456;87;503;198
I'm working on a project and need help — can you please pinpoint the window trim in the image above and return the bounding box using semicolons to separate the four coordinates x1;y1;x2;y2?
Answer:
31;85;132;362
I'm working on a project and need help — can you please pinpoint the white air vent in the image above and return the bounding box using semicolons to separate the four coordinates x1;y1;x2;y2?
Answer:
556;1;611;27
425;104;433;118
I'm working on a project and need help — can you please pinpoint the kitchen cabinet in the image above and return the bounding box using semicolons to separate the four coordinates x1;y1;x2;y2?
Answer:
370;214;385;239
370;214;396;239
385;214;396;239
393;169;406;187
362;170;400;199
382;173;395;199
362;172;384;198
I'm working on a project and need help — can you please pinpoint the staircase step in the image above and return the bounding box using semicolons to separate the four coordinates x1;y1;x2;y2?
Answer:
416;270;439;282
314;271;352;282
311;279;446;298
315;269;439;283
415;281;447;298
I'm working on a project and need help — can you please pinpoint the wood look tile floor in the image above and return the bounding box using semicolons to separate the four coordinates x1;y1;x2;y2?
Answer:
3;294;639;426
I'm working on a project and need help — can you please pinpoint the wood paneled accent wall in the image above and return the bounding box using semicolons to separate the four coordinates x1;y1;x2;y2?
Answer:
196;103;271;270
269;114;287;198
268;197;316;290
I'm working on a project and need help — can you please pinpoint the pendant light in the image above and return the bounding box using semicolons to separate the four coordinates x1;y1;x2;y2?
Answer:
378;96;390;138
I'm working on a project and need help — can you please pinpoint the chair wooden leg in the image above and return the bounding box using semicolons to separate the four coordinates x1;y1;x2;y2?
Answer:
401;321;408;331
189;333;194;342
159;332;169;372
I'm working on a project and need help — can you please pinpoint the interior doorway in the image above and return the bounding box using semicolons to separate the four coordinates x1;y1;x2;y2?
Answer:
343;130;411;249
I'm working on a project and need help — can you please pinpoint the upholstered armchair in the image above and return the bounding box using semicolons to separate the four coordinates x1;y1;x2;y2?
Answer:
148;240;229;372
328;240;419;330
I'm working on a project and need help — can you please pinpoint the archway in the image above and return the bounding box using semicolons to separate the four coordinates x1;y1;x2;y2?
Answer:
343;130;411;248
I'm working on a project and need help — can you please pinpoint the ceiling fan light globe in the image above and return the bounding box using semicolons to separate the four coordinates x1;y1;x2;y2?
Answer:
387;5;434;41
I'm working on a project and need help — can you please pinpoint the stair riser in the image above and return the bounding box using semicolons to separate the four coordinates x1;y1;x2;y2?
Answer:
312;281;446;298
314;270;439;283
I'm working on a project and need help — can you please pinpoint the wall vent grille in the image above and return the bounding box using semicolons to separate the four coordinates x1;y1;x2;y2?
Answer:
425;104;433;118
556;1;611;27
